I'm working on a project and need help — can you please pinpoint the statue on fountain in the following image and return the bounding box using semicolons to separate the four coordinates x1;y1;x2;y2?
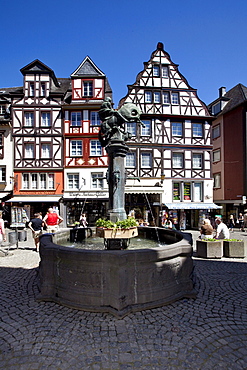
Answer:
98;97;144;147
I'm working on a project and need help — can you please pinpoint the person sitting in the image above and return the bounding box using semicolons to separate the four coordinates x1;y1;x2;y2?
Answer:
163;218;173;229
215;217;230;239
200;219;214;239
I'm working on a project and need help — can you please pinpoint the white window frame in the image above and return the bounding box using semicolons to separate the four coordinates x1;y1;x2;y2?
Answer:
192;153;203;169
24;112;34;127
172;122;183;137
126;152;136;167
22;173;55;190
154;92;161;103
0;167;6;182
67;173;79;190
172;153;184;169
213;173;221;188
141;120;151;136
24;143;34;158
71;112;82;126
126;122;136;136
141;152;152;168
90;111;101;126
171;92;179;105
162;66;169;78
83;81;93;97
41;112;51;127
145;91;152;103
90;140;102;156
91;172;104;189
192;123;203;137
194;182;203;202
41;143;51;158
163;92;170;105
153;65;160;77
70;140;83;157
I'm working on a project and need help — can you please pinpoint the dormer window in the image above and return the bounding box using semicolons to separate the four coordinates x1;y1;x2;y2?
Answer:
162;66;169;78
0;105;6;115
83;81;93;97
29;83;35;97
41;83;46;97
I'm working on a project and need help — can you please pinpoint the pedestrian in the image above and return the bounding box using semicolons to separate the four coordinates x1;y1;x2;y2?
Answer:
28;213;44;252
79;213;88;227
43;208;63;233
163;218;173;229
243;212;247;232
228;214;235;232
0;211;7;245
200;219;214;239
215;217;230;239
237;213;244;231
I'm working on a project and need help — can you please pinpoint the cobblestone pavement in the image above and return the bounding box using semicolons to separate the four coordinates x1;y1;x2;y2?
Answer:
0;229;246;369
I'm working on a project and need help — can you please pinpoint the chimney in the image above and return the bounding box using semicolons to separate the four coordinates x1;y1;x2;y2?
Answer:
219;87;226;97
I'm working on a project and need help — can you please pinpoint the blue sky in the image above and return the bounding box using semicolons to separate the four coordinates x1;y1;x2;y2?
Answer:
1;0;247;107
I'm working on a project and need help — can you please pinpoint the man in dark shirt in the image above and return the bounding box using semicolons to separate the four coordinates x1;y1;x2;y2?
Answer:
28;213;44;252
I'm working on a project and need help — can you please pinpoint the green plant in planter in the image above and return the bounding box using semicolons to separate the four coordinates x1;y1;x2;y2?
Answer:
96;217;138;229
223;238;242;242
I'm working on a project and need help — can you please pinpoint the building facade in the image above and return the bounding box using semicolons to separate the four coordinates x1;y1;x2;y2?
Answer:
120;42;218;228
208;84;247;221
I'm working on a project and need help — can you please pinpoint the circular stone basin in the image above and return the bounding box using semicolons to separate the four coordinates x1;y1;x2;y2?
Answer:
38;227;196;318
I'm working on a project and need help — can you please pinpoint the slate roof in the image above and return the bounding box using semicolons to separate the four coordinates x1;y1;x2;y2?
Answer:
208;84;247;116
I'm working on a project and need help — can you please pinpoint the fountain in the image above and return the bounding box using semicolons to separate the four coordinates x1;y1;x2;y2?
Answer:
38;99;196;318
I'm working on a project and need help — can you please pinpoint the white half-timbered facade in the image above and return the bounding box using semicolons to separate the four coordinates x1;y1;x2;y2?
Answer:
120;42;218;228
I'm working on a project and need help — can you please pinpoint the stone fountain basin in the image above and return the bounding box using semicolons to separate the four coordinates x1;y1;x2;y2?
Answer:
38;227;195;318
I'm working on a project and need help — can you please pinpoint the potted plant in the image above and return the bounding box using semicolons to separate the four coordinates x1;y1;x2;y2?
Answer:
223;238;246;258
196;238;223;259
96;217;138;239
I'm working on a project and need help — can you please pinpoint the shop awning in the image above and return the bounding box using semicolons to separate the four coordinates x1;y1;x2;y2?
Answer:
6;196;61;203
163;203;222;210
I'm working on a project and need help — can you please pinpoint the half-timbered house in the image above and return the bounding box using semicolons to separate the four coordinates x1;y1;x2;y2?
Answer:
61;56;112;226
6;60;69;223
120;42;219;228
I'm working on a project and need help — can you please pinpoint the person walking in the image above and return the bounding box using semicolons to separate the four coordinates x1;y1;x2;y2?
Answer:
215;217;230;239
228;214;235;232
238;213;244;231
43;208;63;233
28;213;44;252
0;211;7;246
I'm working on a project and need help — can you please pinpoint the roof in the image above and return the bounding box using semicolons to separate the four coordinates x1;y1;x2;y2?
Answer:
71;56;105;78
208;83;247;115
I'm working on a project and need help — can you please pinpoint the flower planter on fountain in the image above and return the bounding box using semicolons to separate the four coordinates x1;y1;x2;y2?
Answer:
223;239;246;258
196;238;223;259
96;227;138;239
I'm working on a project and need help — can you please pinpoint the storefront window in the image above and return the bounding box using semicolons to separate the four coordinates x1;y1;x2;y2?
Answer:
184;182;191;200
173;182;180;200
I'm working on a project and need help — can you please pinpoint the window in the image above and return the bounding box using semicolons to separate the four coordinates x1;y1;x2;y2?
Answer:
31;174;37;189
90;140;102;156
23;174;29;189
213;173;221;188
126;152;136;167
24;144;34;158
141;152;152;167
194;183;202;202
0;105;6;114
70;140;82;156
41;83;46;97
24;112;34;127
171;92;179;105
173;182;180;200
192;154;203;169
154;92;161;103
212;102;221;115
83;81;93;97
192;123;203;137
41;144;51;158
0;167;6;182
40;174;46;189
212;125;220;139
90;111;101;126
41;112;51;127
141;120;151;136
145;91;152;103
172;122;183;136
153;65;160;77
22;173;55;190
92;173;104;189
68;174;79;190
163;92;170;104
184;182;191;200
172;153;184;168
162;66;169;78
71;112;82;126
213;149;221;162
48;174;54;189
127;122;136;136
29;83;34;97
